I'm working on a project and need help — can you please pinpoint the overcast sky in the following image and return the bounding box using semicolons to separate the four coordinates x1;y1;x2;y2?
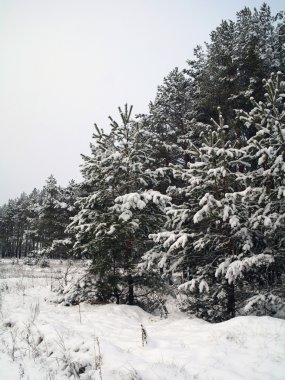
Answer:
0;0;284;204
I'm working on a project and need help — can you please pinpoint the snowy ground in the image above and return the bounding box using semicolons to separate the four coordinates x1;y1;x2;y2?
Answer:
0;260;285;380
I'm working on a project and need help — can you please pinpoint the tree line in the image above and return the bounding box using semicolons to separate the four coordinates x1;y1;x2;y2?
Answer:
0;176;79;259
1;3;285;321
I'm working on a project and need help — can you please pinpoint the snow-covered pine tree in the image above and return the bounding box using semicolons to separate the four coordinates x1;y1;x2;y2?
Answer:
140;68;203;196
37;175;61;252
188;19;236;123
68;105;167;305
186;4;285;127
24;188;42;255
148;73;285;321
143;110;248;321
145;68;194;167
234;72;285;316
46;179;80;258
36;175;74;259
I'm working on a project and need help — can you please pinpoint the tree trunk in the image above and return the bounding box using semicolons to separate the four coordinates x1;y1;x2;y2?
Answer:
226;282;235;319
128;274;134;305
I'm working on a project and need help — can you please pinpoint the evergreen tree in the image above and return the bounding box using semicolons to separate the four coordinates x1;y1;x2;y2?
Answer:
233;72;285;315
186;4;285;126
142;110;247;321
143;73;285;321
68;105;167;304
145;68;195;169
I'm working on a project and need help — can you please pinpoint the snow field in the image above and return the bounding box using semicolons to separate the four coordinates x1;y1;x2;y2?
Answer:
0;261;285;380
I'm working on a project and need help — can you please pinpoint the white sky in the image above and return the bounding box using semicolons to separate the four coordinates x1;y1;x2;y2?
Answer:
0;0;284;204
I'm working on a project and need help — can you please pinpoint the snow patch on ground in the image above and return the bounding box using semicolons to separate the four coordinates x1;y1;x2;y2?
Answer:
0;260;284;379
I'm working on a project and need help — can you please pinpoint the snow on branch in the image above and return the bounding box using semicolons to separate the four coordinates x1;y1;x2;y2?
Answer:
215;254;275;284
113;190;171;221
